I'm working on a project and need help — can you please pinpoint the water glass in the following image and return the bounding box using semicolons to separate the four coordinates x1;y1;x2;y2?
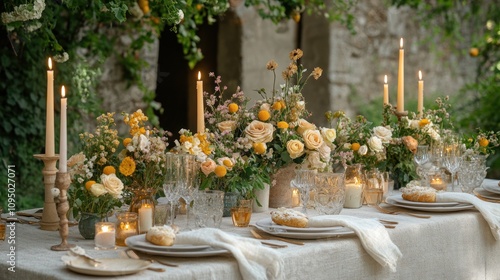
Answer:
231;199;253;227
364;169;384;205
193;190;224;228
294;169;317;214
154;204;169;226
313;172;345;215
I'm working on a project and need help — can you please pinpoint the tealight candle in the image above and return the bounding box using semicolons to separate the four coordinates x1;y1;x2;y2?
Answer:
95;222;116;250
344;182;364;208
138;203;153;233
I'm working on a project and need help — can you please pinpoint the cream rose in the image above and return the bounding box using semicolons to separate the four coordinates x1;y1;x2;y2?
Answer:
260;103;271;111
358;145;368;156
100;174;124;199
320;127;337;143
307;151;326;170
296;119;316;135
244;120;275;143
402;136;419;154
318;143;331;162
408;119;420;129
286;140;305;159
201;158;216;176
367;136;384;153
67;152;85;167
303;129;324;150
373;126;392;143
217;120;237;133
89;183;108;197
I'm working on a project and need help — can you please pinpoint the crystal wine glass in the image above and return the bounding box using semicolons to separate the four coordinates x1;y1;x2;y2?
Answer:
178;154;199;230
163;153;182;226
414;145;430;183
293;169;316;214
442;135;463;192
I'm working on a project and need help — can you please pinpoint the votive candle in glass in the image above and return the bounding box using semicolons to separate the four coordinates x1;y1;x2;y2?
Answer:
115;212;138;246
95;222;116;250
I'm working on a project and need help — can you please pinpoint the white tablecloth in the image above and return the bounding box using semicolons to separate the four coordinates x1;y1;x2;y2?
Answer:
2;182;500;279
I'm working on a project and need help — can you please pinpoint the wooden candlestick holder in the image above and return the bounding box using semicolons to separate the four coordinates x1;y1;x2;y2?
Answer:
34;154;60;231
394;110;408;121
51;172;76;251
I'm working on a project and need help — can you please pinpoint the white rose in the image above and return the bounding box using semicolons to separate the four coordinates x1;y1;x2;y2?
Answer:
260;103;271;111
426;127;441;141
296;119;317;135
367;136;384;153
307;151;326;170
318;143;331;162
244;120;275;143
217;120;237;132
137;134;150;152
320;127;337;143
358;145;368;156
200;158;216;176
343;143;352;149
286;140;305;159
100;174;124;199
373;126;392;143
303;129;324;150
89;183;108;197
408;119;420;129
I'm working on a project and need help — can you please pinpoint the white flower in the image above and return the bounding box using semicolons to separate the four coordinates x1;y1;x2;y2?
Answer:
137;134;150;152
320;127;337;143
307;151;326;170
358;145;368;156
367;136;384;153
408;119;420;129
318;143;331;162
425;127;441;141
53;52;69;63
89;183;108;197
343;143;352;149
100;174;124;199
260;103;271;111
1;0;45;24
373;126;392;143
176;9;184;24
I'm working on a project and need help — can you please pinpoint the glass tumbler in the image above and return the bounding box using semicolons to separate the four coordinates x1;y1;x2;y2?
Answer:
313;172;345;215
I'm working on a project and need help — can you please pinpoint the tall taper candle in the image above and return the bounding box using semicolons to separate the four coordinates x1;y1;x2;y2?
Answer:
417;71;424;118
397;38;405;113
46;58;55;156
60;86;67;172
383;75;389;105
196;71;205;133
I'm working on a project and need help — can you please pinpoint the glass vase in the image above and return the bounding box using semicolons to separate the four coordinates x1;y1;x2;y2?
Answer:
129;188;156;233
78;212;104;239
343;164;365;209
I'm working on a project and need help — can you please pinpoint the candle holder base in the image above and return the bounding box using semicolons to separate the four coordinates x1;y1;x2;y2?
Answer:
34;154;60;231
394;110;408;121
51;172;76;251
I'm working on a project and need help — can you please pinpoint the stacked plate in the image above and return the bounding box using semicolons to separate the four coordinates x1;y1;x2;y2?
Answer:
253;218;355;240
385;195;474;212
125;234;228;257
474;180;500;203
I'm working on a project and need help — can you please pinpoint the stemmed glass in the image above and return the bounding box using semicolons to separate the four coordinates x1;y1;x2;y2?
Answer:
414;145;430;182
442;135;463;191
293;169;316;214
178;154;199;230
163;153;182;226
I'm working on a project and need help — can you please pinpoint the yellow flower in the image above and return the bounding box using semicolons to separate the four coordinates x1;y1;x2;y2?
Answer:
214;165;227;178
277;121;289;129
258;110;271;121
419;118;430;127
85;180;96;191
253;142;267;155
312;67;323;80
479;138;489;147
103;166;116;175
119;157;136;176
228;103;239;113
351;143;361;151
123;137;132;147
271;101;282;110
222;159;234;168
289;49;303;61
266;60;278;70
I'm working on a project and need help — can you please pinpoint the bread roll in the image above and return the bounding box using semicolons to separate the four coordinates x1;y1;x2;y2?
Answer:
146;225;176;246
400;185;436;202
271;207;308;228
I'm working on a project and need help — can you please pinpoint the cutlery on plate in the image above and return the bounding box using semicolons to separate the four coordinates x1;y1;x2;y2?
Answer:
147;267;166;272
260;241;288;248
372;204;431;219
250;228;305;246
126;249;179;267
378;219;398;225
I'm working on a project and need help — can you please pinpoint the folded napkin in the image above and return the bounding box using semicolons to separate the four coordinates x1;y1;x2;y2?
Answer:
437;192;500;240
175;228;284;280
308;215;402;272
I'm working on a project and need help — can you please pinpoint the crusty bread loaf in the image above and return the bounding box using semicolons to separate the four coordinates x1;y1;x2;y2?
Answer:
401;185;437;202
271;207;308;228
146;225;176;246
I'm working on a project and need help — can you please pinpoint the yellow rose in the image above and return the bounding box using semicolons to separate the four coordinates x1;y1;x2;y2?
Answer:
89;183;108;197
320;127;337;143
296;119;316;135
286;140;305;159
100;174;124;199
244;120;275;143
200;158;217;176
303;129;324;150
217;120;237;132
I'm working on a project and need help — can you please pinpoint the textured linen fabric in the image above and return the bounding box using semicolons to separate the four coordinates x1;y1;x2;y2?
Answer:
308;215;402;272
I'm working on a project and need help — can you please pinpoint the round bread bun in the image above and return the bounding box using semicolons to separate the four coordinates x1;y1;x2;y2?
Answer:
146;225;176;246
271;207;308;228
400;184;437;203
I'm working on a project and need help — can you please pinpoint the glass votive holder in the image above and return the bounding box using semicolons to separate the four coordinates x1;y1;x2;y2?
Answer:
115;212;138;247
231;199;253;227
95;222;116;250
154;204;169;226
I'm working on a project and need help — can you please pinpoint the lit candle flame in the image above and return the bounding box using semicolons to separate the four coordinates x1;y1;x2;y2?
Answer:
198;71;201;80
48;58;52;70
61;85;66;98
384;75;388;84
102;225;109;232
400;38;404;49
418;70;422;81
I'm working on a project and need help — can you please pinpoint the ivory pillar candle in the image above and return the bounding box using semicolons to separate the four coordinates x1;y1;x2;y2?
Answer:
343;183;363;208
46;58;55;156
417;70;424;117
138;204;153;233
95;222;116;250
59;86;67;172
383;75;389;105
397;38;405;113
196;71;205;133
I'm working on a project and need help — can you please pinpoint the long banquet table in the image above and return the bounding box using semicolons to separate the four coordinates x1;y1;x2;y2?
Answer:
2;180;500;280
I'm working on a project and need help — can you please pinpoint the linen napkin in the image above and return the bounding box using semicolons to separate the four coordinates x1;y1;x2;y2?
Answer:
175;228;284;280
308;215;402;272
437;192;500;240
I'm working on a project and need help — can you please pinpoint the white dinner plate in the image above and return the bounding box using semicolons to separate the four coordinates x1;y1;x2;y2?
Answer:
126;239;228;257
256;218;342;233
254;223;355;240
481;180;500;195
385;196;474;212
66;258;151;276
473;188;500;201
126;234;210;251
388;195;460;207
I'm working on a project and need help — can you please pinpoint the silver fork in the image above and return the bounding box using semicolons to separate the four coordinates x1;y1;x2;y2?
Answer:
126;249;179;267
